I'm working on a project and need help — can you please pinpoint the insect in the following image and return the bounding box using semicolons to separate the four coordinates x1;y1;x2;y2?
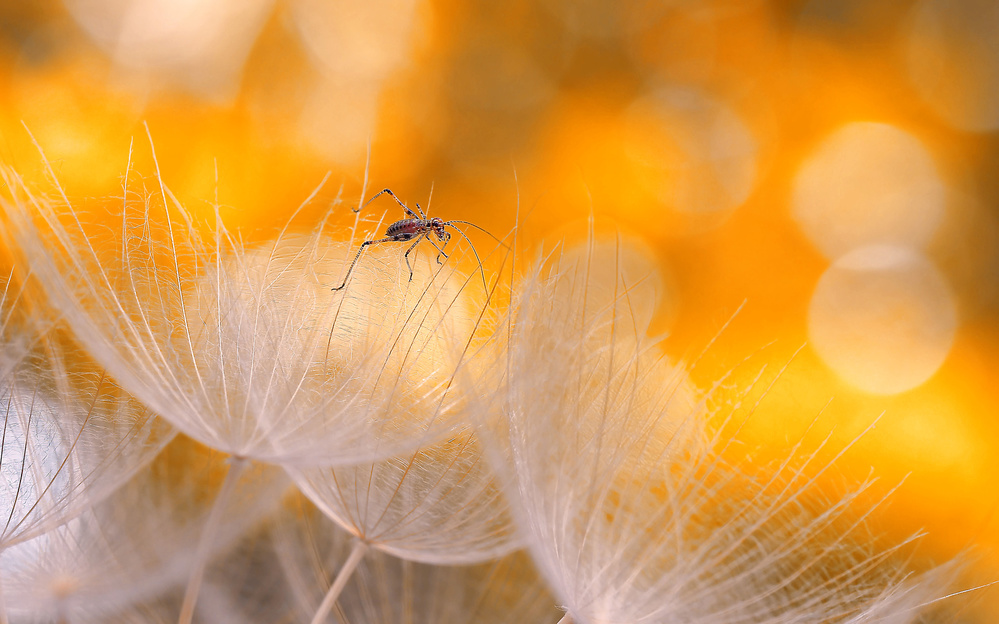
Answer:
331;189;506;294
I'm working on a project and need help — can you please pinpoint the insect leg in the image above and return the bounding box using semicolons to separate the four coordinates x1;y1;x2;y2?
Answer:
402;234;427;282
420;231;448;265
331;237;394;291
431;231;451;265
354;188;420;219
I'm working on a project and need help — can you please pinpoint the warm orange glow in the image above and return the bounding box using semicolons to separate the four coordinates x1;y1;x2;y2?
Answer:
808;245;957;395
792;122;945;259
2;0;999;619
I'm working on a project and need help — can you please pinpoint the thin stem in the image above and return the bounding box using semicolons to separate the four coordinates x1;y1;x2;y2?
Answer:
309;538;369;624
177;455;249;624
0;568;8;624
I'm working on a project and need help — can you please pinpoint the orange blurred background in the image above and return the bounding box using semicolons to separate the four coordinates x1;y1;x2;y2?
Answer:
2;0;998;617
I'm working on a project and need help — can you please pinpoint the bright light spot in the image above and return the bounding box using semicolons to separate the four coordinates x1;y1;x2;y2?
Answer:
906;0;999;132
290;0;419;79
288;0;422;163
63;0;273;101
808;245;957;395
792;122;945;259
624;86;758;218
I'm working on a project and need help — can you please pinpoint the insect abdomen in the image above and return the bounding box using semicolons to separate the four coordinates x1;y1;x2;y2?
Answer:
386;219;424;239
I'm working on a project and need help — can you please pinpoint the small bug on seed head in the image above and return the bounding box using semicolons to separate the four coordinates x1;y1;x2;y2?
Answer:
331;189;507;295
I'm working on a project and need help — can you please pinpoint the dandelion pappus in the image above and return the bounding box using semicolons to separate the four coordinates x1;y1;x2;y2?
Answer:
331;188;506;294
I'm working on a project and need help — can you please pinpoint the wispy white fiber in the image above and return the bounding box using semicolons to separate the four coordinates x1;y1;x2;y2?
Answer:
473;239;962;624
0;366;171;550
0;277;173;551
0;142;975;623
2;132;500;621
288;426;519;567
0;435;288;623
2;137;485;467
196;494;557;624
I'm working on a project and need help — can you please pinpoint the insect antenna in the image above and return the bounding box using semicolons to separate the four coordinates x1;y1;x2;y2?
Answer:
443;220;512;249
443;222;510;295
444;225;489;294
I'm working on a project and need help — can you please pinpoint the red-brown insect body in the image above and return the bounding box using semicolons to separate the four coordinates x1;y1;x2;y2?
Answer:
385;217;448;242
332;188;505;293
385;218;424;241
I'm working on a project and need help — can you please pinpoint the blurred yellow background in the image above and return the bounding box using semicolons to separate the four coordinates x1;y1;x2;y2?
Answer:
2;0;998;616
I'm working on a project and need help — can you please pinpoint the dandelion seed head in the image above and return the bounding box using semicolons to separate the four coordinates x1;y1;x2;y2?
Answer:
289;425;520;566
3;166;483;465
199;234;481;462
0;339;173;549
208;494;558;624
546;238;665;345
473;240;961;624
0;391;74;530
0;434;288;621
